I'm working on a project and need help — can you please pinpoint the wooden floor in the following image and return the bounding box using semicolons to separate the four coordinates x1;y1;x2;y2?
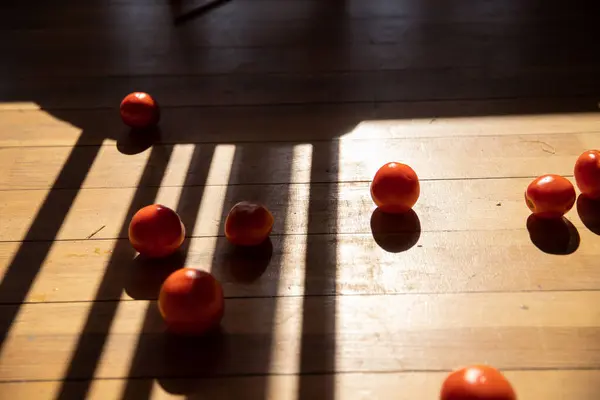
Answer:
1;0;600;398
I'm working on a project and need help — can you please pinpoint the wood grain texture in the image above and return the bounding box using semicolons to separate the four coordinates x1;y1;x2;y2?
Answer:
1;132;597;189
1;370;599;400
2;0;600;396
0;178;591;242
2;67;599;109
2;291;600;381
3;0;599;29
5;18;596;49
1;228;599;304
0;106;599;147
3;19;598;77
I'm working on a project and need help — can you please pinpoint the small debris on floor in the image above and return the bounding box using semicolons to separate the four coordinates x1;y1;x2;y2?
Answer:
520;304;529;310
496;202;502;206
86;225;106;239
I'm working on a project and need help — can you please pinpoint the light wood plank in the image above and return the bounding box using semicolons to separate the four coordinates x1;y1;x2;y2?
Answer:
2;68;599;109
1;291;600;381
1;228;600;304
0;178;591;242
1;370;599;400
1;132;597;189
0;105;598;147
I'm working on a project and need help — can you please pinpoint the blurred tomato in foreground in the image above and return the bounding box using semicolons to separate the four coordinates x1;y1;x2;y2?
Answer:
441;365;516;400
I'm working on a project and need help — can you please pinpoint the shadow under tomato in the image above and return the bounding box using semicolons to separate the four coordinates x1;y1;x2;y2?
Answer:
526;214;580;255
370;208;421;253
577;194;600;235
123;251;185;300
222;238;273;283
157;327;227;395
116;125;162;155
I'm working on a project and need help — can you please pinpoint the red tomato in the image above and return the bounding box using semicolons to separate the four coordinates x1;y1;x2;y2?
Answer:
225;202;274;246
441;365;516;400
120;92;160;129
525;174;576;218
128;204;185;258
574;150;600;199
370;162;420;214
159;268;224;335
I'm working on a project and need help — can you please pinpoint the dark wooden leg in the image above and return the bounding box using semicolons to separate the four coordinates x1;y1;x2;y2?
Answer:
173;0;234;24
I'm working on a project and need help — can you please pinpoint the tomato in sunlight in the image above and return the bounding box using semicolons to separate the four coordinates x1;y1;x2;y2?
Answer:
128;204;185;258
440;365;516;400
159;268;225;335
370;162;420;214
120;92;160;129
574;150;600;199
225;201;274;246
525;174;576;218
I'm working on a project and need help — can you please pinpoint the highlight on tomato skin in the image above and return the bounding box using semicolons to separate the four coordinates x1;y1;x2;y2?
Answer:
370;162;420;214
225;201;274;246
574;150;600;200
440;365;516;400
120;91;160;129
128;204;185;258
158;268;225;335
524;174;576;219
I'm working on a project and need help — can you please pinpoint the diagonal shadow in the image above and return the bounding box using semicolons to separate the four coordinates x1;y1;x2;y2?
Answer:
153;144;292;398
297;142;339;400
55;145;174;400
0;132;100;351
119;143;215;399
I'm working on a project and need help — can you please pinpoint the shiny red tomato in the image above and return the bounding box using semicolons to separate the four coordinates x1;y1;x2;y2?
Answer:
128;204;185;258
574;150;600;199
159;268;225;335
120;92;160;129
525;174;576;218
441;365;516;400
370;162;420;214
